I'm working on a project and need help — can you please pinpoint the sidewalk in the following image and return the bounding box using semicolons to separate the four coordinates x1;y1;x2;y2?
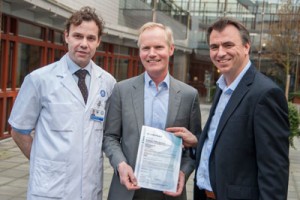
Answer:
0;104;299;199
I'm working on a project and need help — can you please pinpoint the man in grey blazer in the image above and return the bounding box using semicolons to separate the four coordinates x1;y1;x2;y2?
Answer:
194;17;289;200
103;22;201;200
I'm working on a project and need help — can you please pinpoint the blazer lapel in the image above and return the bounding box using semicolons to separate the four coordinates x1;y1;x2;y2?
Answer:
166;76;181;128
212;66;256;147
132;74;145;134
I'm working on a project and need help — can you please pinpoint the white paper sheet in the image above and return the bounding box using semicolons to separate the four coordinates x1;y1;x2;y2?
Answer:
134;125;182;192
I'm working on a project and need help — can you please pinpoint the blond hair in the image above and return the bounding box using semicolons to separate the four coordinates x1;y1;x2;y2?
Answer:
137;22;174;48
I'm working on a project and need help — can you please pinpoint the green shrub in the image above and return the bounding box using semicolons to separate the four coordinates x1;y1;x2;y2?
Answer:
288;102;300;148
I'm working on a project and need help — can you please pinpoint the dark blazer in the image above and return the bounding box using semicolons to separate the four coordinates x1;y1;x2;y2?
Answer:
194;65;289;200
104;73;202;200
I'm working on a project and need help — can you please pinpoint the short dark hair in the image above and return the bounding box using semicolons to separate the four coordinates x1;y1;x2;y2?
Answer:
65;6;104;38
206;17;251;46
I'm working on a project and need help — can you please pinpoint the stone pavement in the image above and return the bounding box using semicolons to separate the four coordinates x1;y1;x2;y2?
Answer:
0;104;299;199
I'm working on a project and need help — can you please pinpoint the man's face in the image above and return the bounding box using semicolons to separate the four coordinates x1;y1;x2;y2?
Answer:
209;24;250;84
139;27;174;79
64;20;100;68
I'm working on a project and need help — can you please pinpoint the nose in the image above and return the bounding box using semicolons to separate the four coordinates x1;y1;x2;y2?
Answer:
149;48;156;56
216;46;226;57
80;38;88;48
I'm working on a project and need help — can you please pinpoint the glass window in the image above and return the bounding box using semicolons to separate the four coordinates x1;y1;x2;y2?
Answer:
114;58;128;81
138;61;144;75
1;15;6;33
7;42;14;88
54;31;64;44
97;42;107;52
10;18;17;35
95;55;105;68
17;43;42;87
18;21;43;40
47;48;53;63
54;49;65;62
0;41;3;88
114;45;129;55
48;29;54;42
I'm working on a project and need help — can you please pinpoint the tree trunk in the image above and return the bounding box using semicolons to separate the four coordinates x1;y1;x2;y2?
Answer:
285;74;291;100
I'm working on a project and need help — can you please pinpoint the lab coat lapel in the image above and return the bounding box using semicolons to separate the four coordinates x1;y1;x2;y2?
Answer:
166;77;181;128
58;56;85;106
86;63;103;109
132;74;145;134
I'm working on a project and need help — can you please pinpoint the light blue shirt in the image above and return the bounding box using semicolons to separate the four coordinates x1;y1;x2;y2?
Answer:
12;53;92;134
66;53;92;91
196;61;251;191
144;72;170;130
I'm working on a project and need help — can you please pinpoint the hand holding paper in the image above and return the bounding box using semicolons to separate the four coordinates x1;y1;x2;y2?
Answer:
166;127;198;148
118;161;141;190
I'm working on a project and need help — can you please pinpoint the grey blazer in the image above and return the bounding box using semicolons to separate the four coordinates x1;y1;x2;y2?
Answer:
103;73;201;200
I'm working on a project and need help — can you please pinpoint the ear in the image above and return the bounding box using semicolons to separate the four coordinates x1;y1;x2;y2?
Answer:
96;37;101;47
244;42;250;55
169;44;175;56
64;30;69;44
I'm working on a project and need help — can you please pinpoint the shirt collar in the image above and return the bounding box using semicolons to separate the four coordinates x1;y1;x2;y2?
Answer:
217;61;251;94
144;71;170;89
66;53;92;75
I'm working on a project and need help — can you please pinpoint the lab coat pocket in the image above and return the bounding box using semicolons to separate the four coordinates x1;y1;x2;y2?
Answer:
31;157;66;198
49;103;74;132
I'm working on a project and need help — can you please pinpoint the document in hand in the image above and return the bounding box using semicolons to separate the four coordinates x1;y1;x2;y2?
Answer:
134;125;182;193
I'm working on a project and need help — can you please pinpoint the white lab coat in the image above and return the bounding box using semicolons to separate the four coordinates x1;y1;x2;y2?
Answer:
8;54;116;200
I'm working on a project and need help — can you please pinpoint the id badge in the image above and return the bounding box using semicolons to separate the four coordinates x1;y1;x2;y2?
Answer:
91;107;105;122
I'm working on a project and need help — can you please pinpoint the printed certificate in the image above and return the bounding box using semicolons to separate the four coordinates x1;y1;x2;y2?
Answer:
134;125;182;192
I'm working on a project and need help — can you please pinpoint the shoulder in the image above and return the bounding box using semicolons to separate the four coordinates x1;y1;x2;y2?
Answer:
26;61;61;84
170;77;198;94
117;74;143;88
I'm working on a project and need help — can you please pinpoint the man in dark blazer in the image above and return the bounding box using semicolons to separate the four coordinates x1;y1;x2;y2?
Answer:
194;17;290;200
103;22;201;200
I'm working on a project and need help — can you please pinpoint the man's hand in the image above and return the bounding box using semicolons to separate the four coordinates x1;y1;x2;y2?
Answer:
117;161;141;190
163;171;185;197
166;127;198;148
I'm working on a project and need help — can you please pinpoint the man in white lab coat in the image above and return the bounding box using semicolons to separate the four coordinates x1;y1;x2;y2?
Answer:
8;6;115;200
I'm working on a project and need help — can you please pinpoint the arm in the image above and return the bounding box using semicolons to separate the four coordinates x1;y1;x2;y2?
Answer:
103;84;127;170
255;88;289;199
11;129;33;159
179;91;202;179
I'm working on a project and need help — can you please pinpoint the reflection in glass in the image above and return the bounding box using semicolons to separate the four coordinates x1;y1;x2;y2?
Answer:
54;31;64;44
7;42;14;88
0;40;2;88
114;58;128;81
19;21;42;40
17;43;42;87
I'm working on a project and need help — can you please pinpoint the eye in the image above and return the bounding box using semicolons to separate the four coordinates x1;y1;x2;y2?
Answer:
73;34;83;39
223;42;235;49
209;45;218;51
141;46;150;51
87;36;97;41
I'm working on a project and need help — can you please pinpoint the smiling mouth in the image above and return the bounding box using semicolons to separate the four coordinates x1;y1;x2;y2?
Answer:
147;59;160;63
217;59;230;63
77;51;88;55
